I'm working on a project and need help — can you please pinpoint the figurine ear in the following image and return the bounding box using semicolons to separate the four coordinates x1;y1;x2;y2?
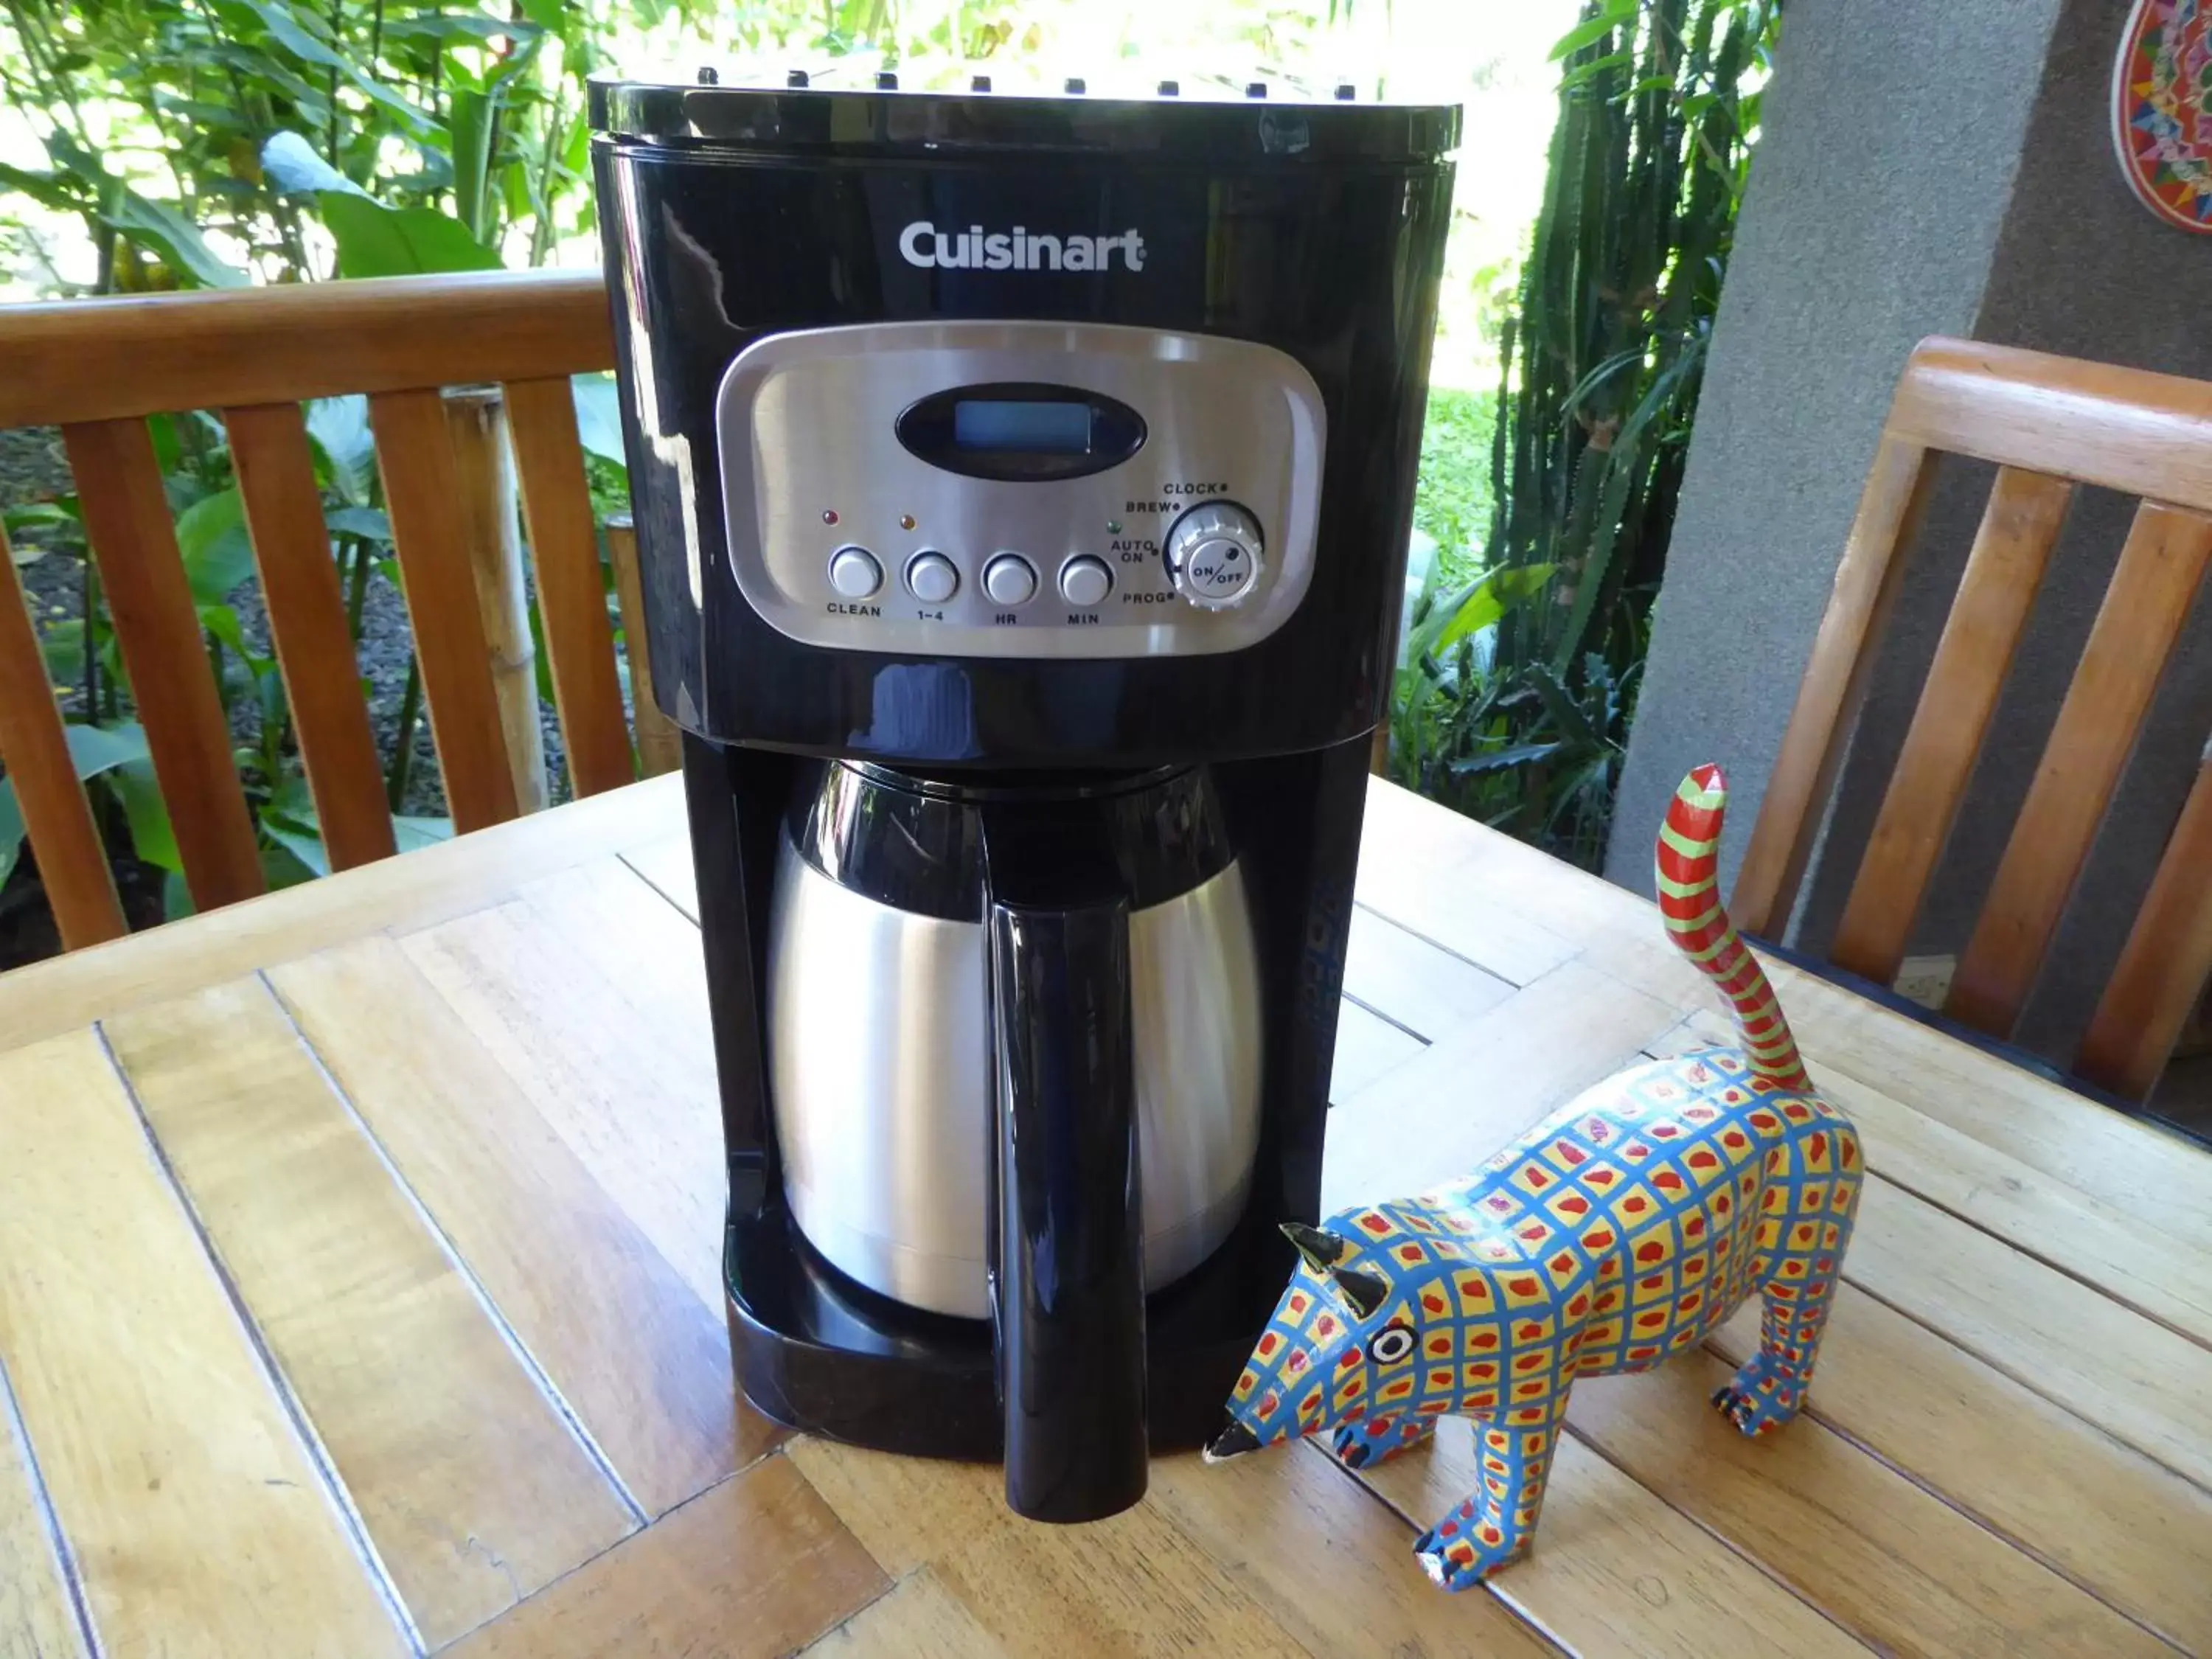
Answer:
1279;1222;1349;1273
1326;1265;1391;1321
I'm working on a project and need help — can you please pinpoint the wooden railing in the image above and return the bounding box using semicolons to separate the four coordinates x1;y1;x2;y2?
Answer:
0;271;635;953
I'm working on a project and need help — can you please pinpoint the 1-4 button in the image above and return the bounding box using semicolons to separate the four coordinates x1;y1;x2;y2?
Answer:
1059;556;1113;607
827;546;883;599
905;551;959;604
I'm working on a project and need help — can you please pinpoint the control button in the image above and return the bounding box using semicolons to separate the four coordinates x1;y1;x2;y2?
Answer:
905;551;959;604
982;554;1038;606
827;546;882;599
1059;556;1113;608
1165;503;1266;608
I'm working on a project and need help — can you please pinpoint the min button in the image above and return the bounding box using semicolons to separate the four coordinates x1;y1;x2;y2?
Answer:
1059;556;1113;607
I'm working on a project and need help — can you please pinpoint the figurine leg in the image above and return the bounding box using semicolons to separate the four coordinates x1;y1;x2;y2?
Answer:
1329;1411;1437;1470
1713;1251;1843;1438
1412;1414;1560;1589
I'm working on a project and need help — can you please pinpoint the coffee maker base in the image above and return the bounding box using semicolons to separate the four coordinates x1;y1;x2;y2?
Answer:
724;1206;1268;1461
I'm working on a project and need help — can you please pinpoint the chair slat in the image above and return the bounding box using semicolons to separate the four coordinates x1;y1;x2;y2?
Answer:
1947;503;2212;1034
0;519;126;948
503;377;634;798
226;403;397;872
2076;755;2212;1099
1831;467;2074;984
1733;434;1938;936
61;418;265;912
369;389;520;834
604;515;681;779
1893;337;2212;516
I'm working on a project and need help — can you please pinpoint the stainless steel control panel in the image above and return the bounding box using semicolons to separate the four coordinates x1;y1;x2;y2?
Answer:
714;321;1326;658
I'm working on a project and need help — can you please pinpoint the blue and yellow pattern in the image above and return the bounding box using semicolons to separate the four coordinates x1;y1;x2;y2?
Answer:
1209;765;1863;1590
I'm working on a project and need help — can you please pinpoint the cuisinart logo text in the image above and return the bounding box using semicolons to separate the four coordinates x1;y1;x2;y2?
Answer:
898;220;1147;272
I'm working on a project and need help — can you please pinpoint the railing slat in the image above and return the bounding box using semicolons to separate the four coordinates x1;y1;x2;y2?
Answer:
226;402;398;872
1948;503;2212;1034
369;389;520;835
1832;467;2074;984
503;377;633;798
62;417;265;912
604;514;681;779
0;518;127;948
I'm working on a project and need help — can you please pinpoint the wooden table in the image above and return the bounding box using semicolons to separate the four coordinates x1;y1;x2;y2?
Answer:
1;775;2206;1659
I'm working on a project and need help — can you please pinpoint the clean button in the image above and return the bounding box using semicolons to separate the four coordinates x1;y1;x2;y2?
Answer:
906;551;959;604
827;546;882;599
982;554;1038;606
1059;556;1113;607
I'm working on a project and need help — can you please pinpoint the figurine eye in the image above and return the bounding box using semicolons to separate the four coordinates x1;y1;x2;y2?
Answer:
1366;1322;1416;1365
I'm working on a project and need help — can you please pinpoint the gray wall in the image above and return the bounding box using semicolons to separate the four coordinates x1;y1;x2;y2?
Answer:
1609;0;2212;1066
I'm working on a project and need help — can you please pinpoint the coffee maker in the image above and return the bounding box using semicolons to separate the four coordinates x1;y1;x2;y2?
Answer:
591;72;1457;1522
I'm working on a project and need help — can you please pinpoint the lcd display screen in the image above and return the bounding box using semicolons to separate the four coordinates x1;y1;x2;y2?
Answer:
952;399;1093;453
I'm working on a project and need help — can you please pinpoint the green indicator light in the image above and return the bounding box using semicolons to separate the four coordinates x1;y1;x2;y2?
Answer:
1106;519;1122;534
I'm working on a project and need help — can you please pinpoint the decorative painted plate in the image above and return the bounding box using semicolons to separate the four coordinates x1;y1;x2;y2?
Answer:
2112;0;2212;232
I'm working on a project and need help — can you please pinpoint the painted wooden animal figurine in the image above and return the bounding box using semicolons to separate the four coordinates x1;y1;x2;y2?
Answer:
1205;764;1863;1589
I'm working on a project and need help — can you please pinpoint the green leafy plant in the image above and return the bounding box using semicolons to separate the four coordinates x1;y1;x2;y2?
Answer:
1388;0;1778;869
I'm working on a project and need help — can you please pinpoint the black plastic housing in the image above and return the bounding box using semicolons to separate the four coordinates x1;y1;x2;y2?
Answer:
592;80;1458;768
594;79;1455;1498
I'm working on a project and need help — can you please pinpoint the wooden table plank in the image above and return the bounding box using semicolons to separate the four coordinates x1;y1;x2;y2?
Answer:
805;1567;1009;1658
1353;1421;1873;1658
450;1457;886;1659
1329;1001;1425;1104
1770;955;2212;1262
0;1377;88;1659
271;935;762;1522
1713;1287;2212;1652
1568;1355;2168;1658
397;862;729;1316
0;1030;407;1658
1148;1447;1561;1658
102;977;638;1647
1352;788;1580;987
1846;1177;2212;1491
1652;1008;2212;1350
618;832;697;922
788;1439;1316;1658
1360;778;2212;1267
1322;959;1683;1212
1341;905;1517;1041
0;773;683;1058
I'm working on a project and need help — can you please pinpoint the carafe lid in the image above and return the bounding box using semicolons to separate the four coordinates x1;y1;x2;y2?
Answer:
588;77;1461;164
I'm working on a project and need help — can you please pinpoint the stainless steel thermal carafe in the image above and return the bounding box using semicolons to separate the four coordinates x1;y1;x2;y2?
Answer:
767;761;1262;1322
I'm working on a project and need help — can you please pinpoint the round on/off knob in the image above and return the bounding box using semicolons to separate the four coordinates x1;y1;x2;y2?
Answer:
1165;503;1265;608
905;551;959;605
982;554;1038;606
1058;556;1113;608
827;546;882;599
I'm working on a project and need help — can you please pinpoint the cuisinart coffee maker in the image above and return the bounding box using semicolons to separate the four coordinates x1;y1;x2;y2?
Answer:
591;72;1457;1522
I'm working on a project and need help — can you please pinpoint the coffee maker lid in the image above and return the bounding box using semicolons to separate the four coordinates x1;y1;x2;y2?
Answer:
588;74;1461;164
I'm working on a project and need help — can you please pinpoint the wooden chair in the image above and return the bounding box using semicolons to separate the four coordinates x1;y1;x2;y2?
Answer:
0;271;648;954
1735;335;2212;1099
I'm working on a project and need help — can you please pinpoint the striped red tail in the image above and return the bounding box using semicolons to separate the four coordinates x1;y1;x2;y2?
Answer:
1655;764;1810;1091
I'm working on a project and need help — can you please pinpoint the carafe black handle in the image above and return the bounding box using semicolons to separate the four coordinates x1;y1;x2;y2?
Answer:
980;801;1148;1523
